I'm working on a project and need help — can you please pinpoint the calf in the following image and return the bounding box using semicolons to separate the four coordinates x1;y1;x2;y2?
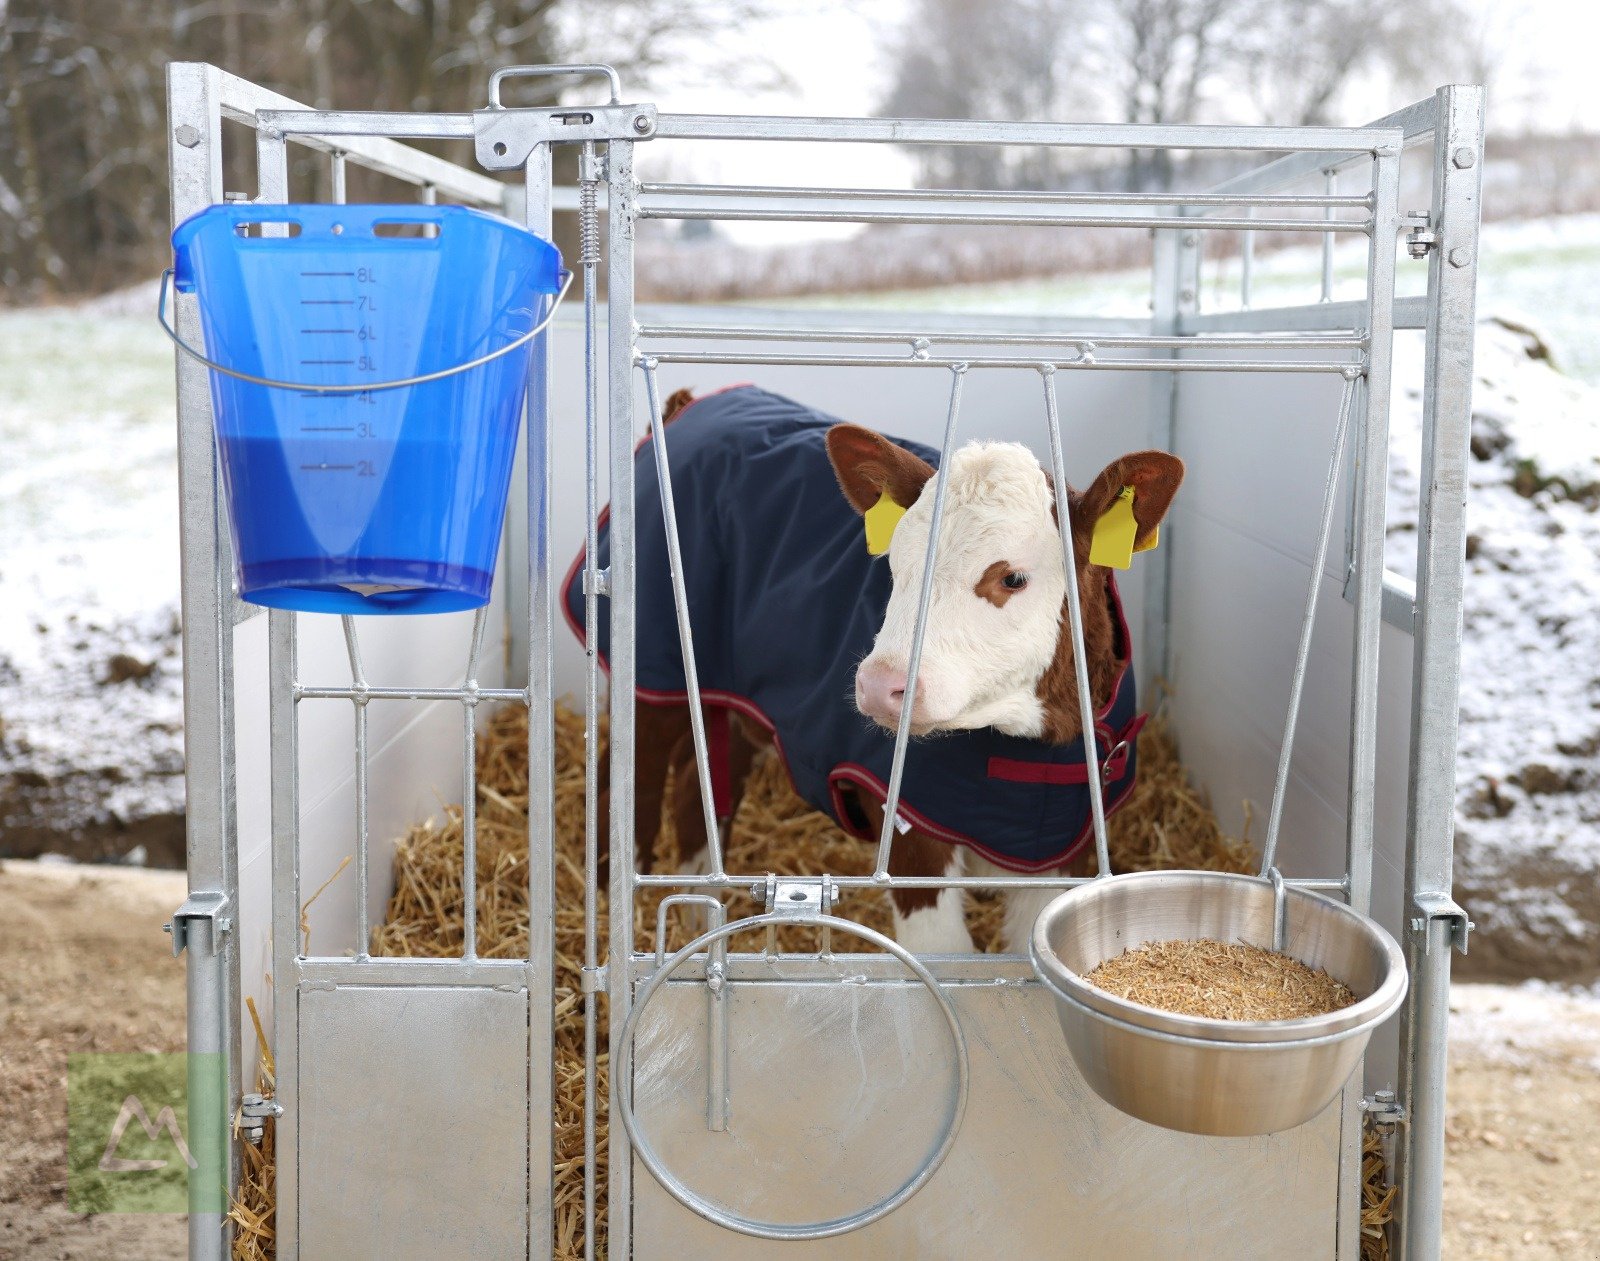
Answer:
564;385;1182;953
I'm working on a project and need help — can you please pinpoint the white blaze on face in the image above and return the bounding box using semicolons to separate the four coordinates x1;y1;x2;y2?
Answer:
857;442;1066;738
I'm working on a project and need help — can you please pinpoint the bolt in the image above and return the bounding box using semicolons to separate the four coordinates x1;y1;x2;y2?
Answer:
1448;246;1471;268
173;124;201;149
1182;233;1197;247
1452;146;1476;170
1179;287;1196;304
632;114;652;135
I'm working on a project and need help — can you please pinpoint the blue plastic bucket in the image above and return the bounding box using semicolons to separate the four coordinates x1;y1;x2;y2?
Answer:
169;203;563;614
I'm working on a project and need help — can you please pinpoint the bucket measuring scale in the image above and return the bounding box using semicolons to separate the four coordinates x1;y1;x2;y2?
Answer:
165;203;567;614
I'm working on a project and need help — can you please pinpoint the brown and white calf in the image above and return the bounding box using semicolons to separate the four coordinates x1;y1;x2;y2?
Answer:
592;388;1183;954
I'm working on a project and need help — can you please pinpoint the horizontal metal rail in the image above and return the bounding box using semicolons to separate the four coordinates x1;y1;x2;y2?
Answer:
641;350;1364;373
654;113;1403;154
640;180;1373;210
632;873;1350;895
1205;102;1431;199
637;201;1370;233
257;107;477;142
638;323;1368;351
296;684;528;703
1182;295;1428;334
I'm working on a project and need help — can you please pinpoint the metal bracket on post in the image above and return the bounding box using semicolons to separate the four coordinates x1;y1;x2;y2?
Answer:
1405;210;1439;259
1411;892;1473;954
164;891;232;958
1361;1090;1407;1128
239;1093;284;1146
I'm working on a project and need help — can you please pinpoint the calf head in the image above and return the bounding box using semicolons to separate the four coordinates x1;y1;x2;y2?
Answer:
826;424;1182;743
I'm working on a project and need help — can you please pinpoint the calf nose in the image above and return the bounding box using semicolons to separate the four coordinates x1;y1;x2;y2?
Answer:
856;662;915;724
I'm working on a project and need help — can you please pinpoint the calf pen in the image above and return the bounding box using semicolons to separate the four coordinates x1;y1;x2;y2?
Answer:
164;63;1484;1260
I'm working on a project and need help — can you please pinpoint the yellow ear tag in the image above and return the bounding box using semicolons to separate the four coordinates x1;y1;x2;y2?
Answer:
1090;486;1145;569
864;490;907;556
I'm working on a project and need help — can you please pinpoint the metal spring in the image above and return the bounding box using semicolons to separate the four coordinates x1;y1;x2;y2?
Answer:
579;175;600;266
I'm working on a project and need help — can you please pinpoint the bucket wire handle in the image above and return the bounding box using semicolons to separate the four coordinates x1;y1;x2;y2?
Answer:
616;911;969;1241
156;266;571;395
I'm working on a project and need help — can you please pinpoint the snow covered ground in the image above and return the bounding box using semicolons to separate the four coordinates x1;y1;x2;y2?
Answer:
2;215;1598;978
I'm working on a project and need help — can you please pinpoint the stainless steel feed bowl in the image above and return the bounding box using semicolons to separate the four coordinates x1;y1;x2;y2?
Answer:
1029;871;1408;1136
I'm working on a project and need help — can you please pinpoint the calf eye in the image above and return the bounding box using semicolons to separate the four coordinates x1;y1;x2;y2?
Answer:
1001;571;1028;591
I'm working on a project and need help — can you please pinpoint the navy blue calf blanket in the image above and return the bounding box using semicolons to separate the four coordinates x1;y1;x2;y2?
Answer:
561;385;1145;872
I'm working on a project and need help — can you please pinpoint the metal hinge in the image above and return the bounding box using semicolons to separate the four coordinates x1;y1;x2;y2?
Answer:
164;891;231;958
1405;210;1438;259
579;964;607;994
1411;892;1473;955
1361;1090;1407;1128
239;1093;283;1146
763;875;834;920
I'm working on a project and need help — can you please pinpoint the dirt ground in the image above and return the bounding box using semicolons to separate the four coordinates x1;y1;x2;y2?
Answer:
0;860;1597;1260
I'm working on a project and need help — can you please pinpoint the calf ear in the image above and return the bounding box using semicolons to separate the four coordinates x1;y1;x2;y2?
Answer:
825;423;936;515
1074;451;1185;551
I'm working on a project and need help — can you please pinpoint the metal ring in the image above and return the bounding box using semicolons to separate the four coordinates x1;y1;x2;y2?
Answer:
487;63;622;107
157;267;571;395
615;911;970;1241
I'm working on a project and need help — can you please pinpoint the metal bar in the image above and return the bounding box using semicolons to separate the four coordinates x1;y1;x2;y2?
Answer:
297;957;531;987
573;135;605;1261
1241;210;1255;309
633;872;1350;894
257;109;299;1261
297;685;528;702
1257;372;1358;875
872;366;968;878
1337;141;1403;1259
642;351;1360;373
168;62;238;1261
340;619;370;960
638;202;1369;233
638;360;727;877
1398;84;1485;1261
1039;368;1110;874
654;113;1401;152
1203;103;1424;198
1182;295;1428;333
329;150;346;203
638;324;1365;351
1321;171;1337;301
521;141;557;1261
641;180;1370;209
460;607;490;961
259;107;476;139
604;138;638;1260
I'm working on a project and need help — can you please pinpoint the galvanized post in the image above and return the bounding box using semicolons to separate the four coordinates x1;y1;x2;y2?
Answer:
1396;84;1486;1261
604;136;638;1261
1337;134;1402;1258
167;61;239;1261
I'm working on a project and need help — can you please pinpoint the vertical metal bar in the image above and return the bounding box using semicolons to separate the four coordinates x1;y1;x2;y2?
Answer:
604;138;638;1261
872;364;967;878
1321;169;1337;302
1338;138;1402;1259
460;606;489;960
574;136;605;1261
1397;86;1485;1261
341;619;370;959
638;359;725;876
168;62;237;1261
1141;224;1190;699
329;150;346;203
521;142;557;1261
1257;373;1357;876
1240;208;1254;309
1039;367;1110;874
254;114;299;1261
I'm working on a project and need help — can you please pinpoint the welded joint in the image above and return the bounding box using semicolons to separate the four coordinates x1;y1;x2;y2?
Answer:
1411;893;1472;955
1361;1089;1407;1128
164;891;231;958
583;566;610;597
579;964;607;994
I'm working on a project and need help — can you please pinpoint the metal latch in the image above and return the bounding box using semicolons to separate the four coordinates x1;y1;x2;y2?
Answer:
474;103;658;170
764;875;833;920
1412;892;1472;954
164;891;231;958
239;1093;283;1145
1405;210;1438;259
1361;1090;1406;1128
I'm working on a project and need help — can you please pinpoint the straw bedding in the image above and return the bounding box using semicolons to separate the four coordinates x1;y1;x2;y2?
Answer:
230;698;1395;1259
1085;939;1358;1021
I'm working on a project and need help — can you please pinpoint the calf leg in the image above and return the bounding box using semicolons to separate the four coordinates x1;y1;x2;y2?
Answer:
854;796;973;953
668;709;761;873
598;702;689;883
990;844;1097;954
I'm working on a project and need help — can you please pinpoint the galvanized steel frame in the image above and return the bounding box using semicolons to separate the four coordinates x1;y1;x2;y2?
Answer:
168;64;1479;1260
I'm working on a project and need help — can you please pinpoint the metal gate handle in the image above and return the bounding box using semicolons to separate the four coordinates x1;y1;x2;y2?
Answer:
616;911;970;1242
156;266;571;395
